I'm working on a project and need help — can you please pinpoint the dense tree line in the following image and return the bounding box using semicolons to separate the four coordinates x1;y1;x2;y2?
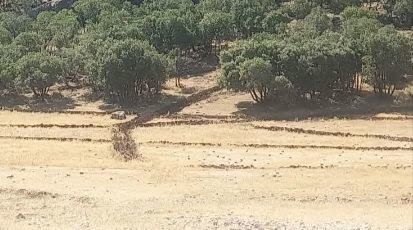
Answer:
0;0;412;104
220;6;412;103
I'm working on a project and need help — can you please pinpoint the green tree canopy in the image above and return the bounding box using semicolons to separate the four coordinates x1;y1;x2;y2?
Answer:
0;12;32;38
0;26;12;44
362;26;412;95
16;52;63;96
0;44;21;90
86;39;168;102
13;31;41;54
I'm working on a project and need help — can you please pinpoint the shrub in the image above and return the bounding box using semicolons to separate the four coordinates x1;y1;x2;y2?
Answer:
362;27;413;95
16;52;63;97
271;75;295;105
87;39;168;102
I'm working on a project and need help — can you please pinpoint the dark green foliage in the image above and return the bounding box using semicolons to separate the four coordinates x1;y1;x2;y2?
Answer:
239;58;274;103
16;52;63;96
301;7;333;35
394;0;413;15
0;12;33;38
13;31;41;54
340;6;379;21
0;0;42;14
221;28;360;103
200;11;234;52
86;39;168;102
362;27;412;95
0;44;21;90
322;0;362;14
139;10;197;53
282;32;358;98
0;0;412;105
199;0;233;13
287;0;315;19
262;10;290;34
393;0;413;28
272;75;295;105
0;26;12;44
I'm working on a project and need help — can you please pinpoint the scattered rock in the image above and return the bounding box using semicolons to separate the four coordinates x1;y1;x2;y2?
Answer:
16;213;25;220
111;111;127;120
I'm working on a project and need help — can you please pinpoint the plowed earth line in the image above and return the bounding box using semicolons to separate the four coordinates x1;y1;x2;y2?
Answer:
0;124;109;128
0;135;111;143
143;140;413;151
252;125;413;142
135;120;412;142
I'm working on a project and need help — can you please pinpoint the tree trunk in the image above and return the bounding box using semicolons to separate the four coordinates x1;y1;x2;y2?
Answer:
391;84;396;95
31;87;38;97
175;76;181;88
249;89;260;103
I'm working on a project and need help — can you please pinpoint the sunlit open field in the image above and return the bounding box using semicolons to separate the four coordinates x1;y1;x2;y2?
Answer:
1;0;412;228
0;103;412;229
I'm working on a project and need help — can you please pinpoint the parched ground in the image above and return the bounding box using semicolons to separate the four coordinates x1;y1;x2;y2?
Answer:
0;71;412;229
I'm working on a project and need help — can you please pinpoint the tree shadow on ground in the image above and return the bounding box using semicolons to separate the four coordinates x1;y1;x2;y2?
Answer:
233;93;413;121
0;93;77;111
178;55;219;79
79;90;104;103
98;93;184;115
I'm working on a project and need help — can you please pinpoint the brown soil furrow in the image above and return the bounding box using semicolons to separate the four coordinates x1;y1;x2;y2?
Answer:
175;114;413;121
166;114;246;120
171;107;413;121
0;107;139;116
0;124;109;128
136;120;411;142
0;108;110;115
194;164;411;170
143;140;413;151
139;119;249;127
280;165;336;169
252;125;413;142
198;164;255;170
253;106;413;121
368;117;413;121
0;188;59;199
0;135;111;143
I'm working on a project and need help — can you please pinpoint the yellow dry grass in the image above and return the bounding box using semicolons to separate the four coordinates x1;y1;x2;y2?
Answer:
139;145;412;169
0;126;111;140
179;91;251;116
163;69;219;96
0;139;144;169
0;70;411;228
0;109;411;229
0;111;130;126
251;119;413;138
133;122;412;148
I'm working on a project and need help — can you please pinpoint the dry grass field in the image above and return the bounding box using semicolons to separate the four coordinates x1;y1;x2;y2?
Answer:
0;70;412;229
